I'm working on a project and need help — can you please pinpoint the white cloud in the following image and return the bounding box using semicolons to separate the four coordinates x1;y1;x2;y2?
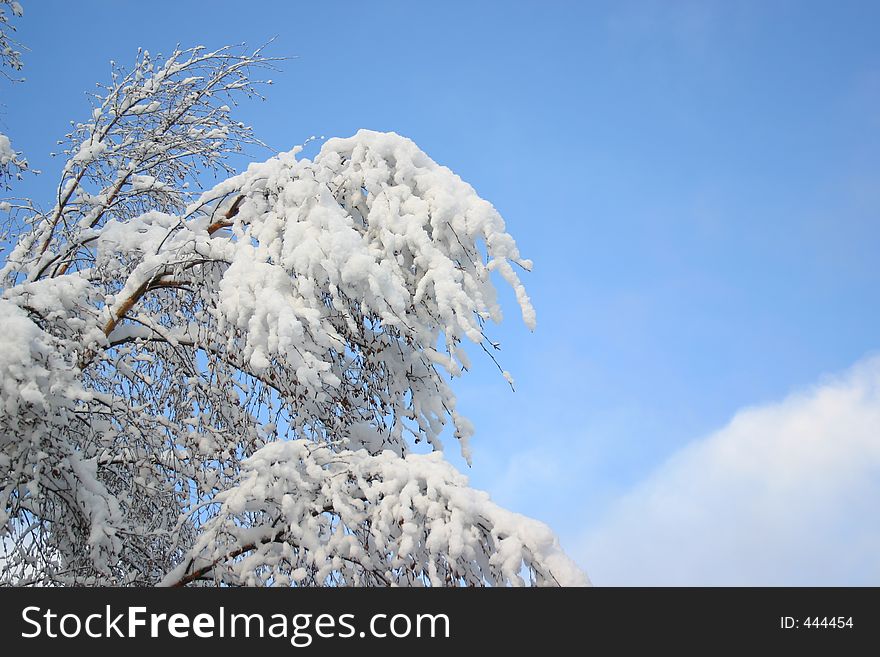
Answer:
577;355;880;585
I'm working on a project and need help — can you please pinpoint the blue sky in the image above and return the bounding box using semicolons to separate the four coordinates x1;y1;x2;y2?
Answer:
3;0;880;584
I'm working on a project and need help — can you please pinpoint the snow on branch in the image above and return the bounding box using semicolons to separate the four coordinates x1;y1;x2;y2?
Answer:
0;298;124;585
162;440;588;587
0;1;24;79
0;131;27;188
1;42;280;283
0;1;28;187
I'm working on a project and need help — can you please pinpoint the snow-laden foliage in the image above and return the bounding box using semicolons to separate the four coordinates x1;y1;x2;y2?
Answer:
0;294;123;575
162;441;587;587
0;43;587;586
0;131;26;186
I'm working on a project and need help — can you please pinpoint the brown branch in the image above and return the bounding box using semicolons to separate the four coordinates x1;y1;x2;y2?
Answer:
169;531;284;587
145;280;191;291
102;276;195;339
53;174;132;277
36;172;134;280
207;194;244;234
37;168;89;256
83;195;241;365
102;279;152;338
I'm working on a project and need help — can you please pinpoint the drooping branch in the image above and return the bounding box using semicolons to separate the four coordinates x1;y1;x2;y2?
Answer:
167;441;589;587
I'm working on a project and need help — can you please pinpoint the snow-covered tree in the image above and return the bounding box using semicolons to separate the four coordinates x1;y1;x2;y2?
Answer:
0;42;588;587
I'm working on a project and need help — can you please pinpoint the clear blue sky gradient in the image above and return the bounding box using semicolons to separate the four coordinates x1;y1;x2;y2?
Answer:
3;1;879;574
